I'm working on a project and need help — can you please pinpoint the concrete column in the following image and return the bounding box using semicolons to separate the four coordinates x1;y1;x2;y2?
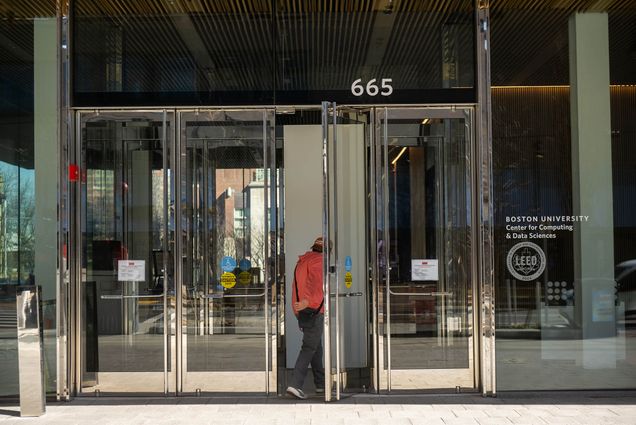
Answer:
569;12;615;368
34;18;58;303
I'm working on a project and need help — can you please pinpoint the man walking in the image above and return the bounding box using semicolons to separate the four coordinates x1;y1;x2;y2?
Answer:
286;237;325;399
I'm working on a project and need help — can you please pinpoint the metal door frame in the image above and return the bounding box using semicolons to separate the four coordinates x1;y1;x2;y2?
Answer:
322;102;377;401
69;103;490;397
374;106;480;393
176;109;277;395
321;104;482;399
72;109;175;394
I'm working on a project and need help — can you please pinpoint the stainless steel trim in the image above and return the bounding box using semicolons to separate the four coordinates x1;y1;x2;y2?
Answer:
321;101;332;402
162;110;169;394
263;109;270;394
73;112;82;395
175;111;183;394
382;108;391;392
466;107;480;392
267;108;278;394
57;0;71;400
369;107;379;394
332;103;341;401
203;132;210;335
476;0;496;397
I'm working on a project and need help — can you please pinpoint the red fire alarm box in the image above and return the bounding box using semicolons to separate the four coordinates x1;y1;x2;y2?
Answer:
69;164;79;182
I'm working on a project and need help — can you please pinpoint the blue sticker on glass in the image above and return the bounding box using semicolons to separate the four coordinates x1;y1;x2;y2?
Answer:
221;256;237;273
345;256;352;272
239;258;251;272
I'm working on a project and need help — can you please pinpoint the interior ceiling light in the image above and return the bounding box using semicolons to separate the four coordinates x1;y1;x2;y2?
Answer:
391;146;407;165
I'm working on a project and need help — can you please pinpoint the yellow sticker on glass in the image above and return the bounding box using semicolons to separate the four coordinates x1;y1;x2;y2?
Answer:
220;272;237;289
345;272;353;288
238;271;251;285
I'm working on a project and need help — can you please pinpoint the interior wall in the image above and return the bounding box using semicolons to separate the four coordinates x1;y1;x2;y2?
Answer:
283;125;323;368
283;124;367;371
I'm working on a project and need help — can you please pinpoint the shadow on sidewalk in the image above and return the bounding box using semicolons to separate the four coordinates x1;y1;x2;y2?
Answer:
30;390;636;407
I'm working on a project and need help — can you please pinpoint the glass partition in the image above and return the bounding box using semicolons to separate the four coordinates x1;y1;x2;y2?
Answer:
0;1;59;398
377;107;476;391
491;2;636;390
180;110;275;393
79;112;172;393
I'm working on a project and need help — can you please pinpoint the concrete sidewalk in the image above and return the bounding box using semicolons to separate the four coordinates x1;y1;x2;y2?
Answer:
1;392;636;425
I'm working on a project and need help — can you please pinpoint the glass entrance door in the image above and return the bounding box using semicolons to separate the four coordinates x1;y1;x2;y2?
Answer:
376;107;478;392
178;110;276;394
78;111;173;393
322;103;371;401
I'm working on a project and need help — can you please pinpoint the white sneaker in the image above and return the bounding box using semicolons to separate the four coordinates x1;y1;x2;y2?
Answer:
286;386;307;400
315;387;325;394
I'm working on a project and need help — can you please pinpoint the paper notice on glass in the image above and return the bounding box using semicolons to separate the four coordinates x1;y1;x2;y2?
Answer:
118;260;145;282
411;259;438;281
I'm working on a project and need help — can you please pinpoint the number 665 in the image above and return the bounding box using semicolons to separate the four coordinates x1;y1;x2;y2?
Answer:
351;78;393;97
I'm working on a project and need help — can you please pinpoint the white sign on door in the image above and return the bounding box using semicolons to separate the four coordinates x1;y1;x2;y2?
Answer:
411;259;438;281
118;260;145;282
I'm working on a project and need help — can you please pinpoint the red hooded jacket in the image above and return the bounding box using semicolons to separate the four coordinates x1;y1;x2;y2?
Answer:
292;250;324;315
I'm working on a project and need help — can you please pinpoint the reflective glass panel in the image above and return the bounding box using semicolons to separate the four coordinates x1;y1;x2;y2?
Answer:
492;2;636;390
0;1;58;397
80;115;169;392
181;111;272;392
379;109;474;390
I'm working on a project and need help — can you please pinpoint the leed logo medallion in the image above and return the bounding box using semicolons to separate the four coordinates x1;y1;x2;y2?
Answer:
506;242;546;281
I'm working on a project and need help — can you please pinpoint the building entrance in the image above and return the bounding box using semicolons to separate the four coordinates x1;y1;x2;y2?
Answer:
73;105;478;397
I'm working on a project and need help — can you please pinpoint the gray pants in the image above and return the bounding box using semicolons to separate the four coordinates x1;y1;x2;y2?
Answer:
291;314;325;390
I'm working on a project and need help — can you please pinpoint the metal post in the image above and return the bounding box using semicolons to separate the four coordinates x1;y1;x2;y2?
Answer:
369;108;380;394
321;102;332;401
175;111;183;394
476;0;496;396
382;108;392;392
332;103;341;401
263;109;270;394
16;286;46;417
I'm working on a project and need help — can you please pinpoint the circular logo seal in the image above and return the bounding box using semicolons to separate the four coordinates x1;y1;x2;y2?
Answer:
506;242;546;281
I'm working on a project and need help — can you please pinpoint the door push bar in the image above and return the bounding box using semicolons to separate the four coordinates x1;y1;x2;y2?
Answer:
388;289;453;297
201;292;266;300
100;293;165;300
330;292;363;298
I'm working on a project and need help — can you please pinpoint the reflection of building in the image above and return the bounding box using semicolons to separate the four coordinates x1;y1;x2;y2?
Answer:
215;168;265;280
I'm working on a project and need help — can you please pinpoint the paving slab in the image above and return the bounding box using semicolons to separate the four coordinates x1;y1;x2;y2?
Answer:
0;392;635;425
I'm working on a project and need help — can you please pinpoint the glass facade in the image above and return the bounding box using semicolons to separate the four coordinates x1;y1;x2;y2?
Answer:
491;1;636;390
0;1;59;397
0;0;635;399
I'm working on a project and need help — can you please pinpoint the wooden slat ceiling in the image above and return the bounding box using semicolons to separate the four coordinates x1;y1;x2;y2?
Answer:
71;0;474;92
0;0;634;90
490;0;636;85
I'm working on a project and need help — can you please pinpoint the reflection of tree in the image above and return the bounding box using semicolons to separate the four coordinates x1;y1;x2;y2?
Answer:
217;227;267;283
0;169;35;281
